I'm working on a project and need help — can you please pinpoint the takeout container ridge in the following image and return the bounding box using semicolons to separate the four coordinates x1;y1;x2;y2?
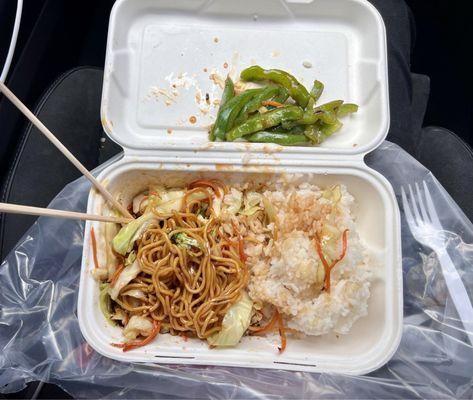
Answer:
78;0;403;375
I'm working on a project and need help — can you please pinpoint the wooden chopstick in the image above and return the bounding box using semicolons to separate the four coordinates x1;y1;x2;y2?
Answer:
0;81;134;220
0;202;133;224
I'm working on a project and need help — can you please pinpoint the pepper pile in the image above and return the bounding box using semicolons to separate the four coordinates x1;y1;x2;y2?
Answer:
209;65;358;146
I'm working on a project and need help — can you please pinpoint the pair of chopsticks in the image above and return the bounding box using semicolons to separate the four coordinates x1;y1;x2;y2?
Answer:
0;81;134;225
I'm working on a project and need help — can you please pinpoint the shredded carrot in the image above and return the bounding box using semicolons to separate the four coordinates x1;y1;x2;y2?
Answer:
232;221;247;262
112;320;161;352
180;332;189;342
277;313;287;353
333;229;349;264
314;229;349;293
262;100;284;108
251;310;287;352
250;310;279;335
109;263;124;287
314;233;330;270
90;227;100;269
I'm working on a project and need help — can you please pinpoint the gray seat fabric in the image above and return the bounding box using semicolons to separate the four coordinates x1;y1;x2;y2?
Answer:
0;67;120;260
414;126;473;220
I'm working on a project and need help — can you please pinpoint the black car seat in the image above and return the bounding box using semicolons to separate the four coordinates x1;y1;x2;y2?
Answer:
0;67;120;260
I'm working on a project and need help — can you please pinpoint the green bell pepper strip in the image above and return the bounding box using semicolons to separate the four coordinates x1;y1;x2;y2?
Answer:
281;110;324;129
315;100;344;114
225;106;304;141
303;123;324;144
303;119;343;144
269;124;306;135
337;103;359;117
306;80;325;109
309;100;344;124
320;120;343;137
282;99;344;129
272;87;290;103
311;80;324;103
209;77;235;140
221;76;235;105
211;88;261;141
246;131;310;146
319;110;337;124
234;86;279;126
240;66;310;108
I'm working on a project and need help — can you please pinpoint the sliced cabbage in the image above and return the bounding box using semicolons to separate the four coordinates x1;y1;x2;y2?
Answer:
112;213;158;255
212;195;223;217
262;195;277;224
149;184;166;194
144;186;166;213
109;260;141;300
88;217;119;281
111;308;128;324
123;315;154;340
135;185;165;210
187;191;208;202
153;189;207;214
197;214;207;223
172;232;200;250
132;192;148;214
207;291;253;347
121;288;147;301
322;185;342;203
240;191;262;216
320;224;340;245
105;219;119;278
99;283;114;325
223;188;242;215
91;267;108;281
125;251;136;266
155;189;185;213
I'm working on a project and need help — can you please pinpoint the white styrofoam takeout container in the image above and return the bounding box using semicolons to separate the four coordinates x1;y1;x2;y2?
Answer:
78;0;403;375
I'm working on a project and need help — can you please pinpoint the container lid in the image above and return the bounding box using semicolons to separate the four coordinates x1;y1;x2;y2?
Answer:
101;0;389;159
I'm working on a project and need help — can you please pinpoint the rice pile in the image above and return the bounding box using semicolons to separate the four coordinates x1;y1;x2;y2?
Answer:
231;180;372;336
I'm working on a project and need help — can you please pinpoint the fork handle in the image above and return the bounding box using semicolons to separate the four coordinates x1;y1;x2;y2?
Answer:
437;250;473;346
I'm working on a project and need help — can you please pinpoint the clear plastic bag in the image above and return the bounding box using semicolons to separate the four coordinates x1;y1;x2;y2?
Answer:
1;141;472;398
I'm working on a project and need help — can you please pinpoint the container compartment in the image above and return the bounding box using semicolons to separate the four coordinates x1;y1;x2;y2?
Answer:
78;160;402;374
102;0;388;156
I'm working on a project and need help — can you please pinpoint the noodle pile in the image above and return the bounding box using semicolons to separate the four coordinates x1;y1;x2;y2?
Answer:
113;180;248;339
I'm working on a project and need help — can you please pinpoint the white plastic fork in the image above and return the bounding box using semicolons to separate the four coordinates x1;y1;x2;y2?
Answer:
401;181;473;346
